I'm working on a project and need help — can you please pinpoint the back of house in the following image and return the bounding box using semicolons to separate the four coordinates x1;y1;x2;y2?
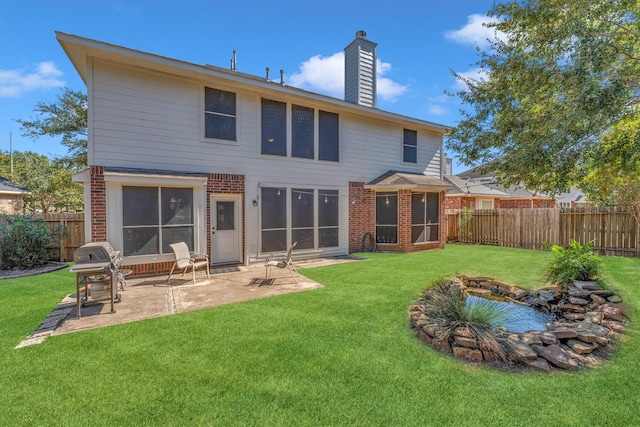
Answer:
58;31;451;276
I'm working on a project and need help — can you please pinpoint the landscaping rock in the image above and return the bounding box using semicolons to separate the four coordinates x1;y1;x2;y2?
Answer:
567;339;596;354
410;276;626;372
453;346;483;362
576;330;598;343
568;296;590;305
584;312;604;324
600;305;624;322
532;344;579;370
505;336;538;361
454;335;478;349
549;327;578;340
527;357;551;372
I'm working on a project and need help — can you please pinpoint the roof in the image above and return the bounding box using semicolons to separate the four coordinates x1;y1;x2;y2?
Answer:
56;32;450;135
0;176;30;194
444;175;508;197
365;171;452;191
455;162;553;200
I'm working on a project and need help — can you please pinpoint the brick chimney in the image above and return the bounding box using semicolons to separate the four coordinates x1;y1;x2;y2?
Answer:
344;30;377;108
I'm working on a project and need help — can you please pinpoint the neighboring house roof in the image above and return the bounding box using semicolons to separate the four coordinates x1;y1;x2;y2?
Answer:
56;31;450;136
456;164;553;200
0;176;30;195
443;175;508;197
554;187;590;205
365;171;452;191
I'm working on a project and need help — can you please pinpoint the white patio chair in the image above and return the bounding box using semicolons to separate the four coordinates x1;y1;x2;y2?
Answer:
167;242;210;284
265;241;299;283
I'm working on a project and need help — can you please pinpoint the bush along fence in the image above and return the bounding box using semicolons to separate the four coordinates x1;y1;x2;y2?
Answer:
0;213;84;264
446;207;639;258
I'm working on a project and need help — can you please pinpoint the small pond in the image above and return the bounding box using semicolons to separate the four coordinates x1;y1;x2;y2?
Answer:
465;295;556;333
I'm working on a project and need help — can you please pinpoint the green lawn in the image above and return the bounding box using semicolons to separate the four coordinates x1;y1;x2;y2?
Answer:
1;244;639;426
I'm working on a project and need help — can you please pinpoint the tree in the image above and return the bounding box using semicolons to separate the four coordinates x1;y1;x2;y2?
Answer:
16;88;88;169
581;113;640;225
0;150;83;213
447;0;639;196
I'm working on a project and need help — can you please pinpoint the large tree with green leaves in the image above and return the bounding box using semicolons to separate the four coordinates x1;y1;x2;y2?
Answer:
0;150;83;213
16;88;88;169
447;0;639;196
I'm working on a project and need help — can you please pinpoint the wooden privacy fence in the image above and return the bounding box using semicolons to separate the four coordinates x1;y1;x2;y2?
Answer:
36;213;85;262
447;208;639;257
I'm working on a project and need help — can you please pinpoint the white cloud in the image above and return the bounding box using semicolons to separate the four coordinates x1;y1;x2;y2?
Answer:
427;105;448;116
445;14;504;49
288;52;408;102
0;61;65;97
288;52;344;97
452;67;490;91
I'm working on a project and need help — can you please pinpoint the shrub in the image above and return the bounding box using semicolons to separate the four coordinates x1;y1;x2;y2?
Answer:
0;214;64;269
544;239;602;286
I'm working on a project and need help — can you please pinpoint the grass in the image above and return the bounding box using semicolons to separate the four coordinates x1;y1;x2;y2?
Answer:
1;244;639;426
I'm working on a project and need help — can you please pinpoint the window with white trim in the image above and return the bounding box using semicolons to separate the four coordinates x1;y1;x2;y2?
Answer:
261;100;339;161
204;87;236;141
122;186;194;256
260;187;340;253
403;129;417;163
319;111;339;162
292;105;314;159
261;99;287;156
375;192;398;244
411;192;439;244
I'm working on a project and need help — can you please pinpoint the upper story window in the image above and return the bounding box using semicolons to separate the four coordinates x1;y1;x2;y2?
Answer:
261;99;287;156
319;111;339;162
403;129;417;163
261;99;339;162
204;87;236;141
292;105;314;159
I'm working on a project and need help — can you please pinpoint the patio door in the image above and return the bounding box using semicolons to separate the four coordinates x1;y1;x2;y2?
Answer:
210;194;241;264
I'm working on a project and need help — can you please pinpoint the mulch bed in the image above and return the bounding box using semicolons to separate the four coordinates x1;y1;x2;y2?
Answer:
0;262;69;280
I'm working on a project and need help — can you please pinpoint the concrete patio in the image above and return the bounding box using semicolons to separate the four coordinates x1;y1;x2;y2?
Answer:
16;256;362;348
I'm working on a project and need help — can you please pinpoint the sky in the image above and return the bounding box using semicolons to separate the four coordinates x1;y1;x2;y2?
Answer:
0;0;501;174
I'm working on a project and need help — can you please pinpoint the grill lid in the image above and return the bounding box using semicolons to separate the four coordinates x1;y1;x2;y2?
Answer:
73;241;120;264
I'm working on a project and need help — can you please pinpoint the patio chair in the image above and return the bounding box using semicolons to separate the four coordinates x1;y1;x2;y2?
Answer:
167;242;210;284
265;241;299;283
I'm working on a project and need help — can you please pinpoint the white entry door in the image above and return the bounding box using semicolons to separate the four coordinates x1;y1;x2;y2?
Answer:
210;194;241;264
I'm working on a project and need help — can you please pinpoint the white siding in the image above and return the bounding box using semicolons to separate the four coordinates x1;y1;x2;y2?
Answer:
89;60;444;261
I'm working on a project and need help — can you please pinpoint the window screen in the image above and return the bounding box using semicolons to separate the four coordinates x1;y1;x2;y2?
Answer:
261;187;287;252
375;192;398;244
319;111;339;161
319;190;338;247
292;105;314;159
204;87;236;141
261;99;287;156
403;129;417;163
292;188;314;249
123;186;194;256
411;192;439;243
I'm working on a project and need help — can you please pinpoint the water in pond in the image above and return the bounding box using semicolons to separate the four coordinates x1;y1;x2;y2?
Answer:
465;295;555;333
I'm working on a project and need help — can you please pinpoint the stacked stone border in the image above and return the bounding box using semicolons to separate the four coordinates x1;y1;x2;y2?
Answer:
410;276;628;371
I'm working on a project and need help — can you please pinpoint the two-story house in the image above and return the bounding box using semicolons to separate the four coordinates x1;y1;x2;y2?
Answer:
58;31;452;276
